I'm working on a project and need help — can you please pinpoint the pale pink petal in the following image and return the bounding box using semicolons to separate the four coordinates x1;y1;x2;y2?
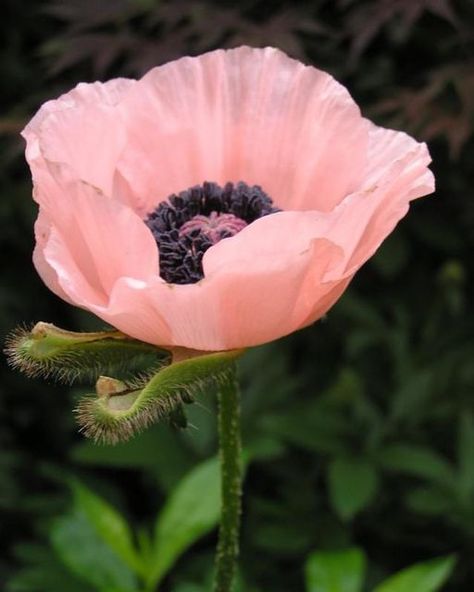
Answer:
79;212;344;350
298;278;353;329
198;211;348;349
34;104;127;198
324;139;434;278
42;225;110;307
22;79;135;199
37;178;159;305
88;277;173;346
38;132;433;351
116;46;370;217
363;123;434;189
23;79;134;146
23;48;436;352
198;216;345;348
39;223;172;344
191;132;432;348
33;208;74;304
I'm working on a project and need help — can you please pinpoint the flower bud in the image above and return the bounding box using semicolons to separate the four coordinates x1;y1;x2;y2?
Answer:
75;349;243;444
5;322;167;383
6;321;243;444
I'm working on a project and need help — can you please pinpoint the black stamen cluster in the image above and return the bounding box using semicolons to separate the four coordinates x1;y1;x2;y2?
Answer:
145;181;279;285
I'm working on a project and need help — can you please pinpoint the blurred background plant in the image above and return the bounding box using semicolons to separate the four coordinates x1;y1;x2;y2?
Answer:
1;0;474;590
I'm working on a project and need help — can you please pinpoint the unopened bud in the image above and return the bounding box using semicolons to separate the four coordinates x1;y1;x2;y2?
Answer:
5;321;168;383
76;348;243;444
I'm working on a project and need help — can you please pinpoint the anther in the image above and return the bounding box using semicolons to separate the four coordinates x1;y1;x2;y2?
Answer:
145;181;279;285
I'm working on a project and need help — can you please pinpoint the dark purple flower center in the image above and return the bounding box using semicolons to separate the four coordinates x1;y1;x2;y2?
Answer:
145;181;279;285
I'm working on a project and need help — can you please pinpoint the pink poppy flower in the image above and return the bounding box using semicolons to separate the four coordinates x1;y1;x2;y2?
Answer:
23;47;434;352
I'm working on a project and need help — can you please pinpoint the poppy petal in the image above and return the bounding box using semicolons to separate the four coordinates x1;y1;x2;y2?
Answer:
22;79;134;199
116;46;370;216
37;180;159;305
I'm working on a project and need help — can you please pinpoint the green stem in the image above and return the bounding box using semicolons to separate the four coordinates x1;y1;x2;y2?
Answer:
213;364;242;592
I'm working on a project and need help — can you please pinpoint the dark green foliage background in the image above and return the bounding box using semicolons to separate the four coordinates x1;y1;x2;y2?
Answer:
1;1;473;590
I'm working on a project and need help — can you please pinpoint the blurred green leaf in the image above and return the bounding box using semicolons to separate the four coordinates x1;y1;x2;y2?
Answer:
328;458;379;520
337;293;386;331
253;518;315;555
389;371;434;423
173;585;205;592
6;543;94;592
71;480;143;575
371;232;410;279
260;392;352;455
405;487;452;516
147;457;221;587
457;412;474;500
305;547;366;592
372;555;456;592
180;387;218;456
411;214;463;252
261;411;347;455
50;510;138;592
377;444;455;484
72;425;194;492
7;567;92;592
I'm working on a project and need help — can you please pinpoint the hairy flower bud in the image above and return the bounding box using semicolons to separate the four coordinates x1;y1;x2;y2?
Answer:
6;321;243;444
75;349;243;444
5;322;167;383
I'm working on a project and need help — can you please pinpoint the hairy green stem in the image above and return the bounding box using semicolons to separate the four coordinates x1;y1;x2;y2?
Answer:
213;364;242;592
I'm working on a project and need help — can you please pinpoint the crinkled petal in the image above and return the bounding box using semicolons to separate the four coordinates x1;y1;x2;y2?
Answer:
23;79;134;149
34;104;127;198
324;137;434;278
87;277;173;347
116;46;370;216
33;208;74;304
200;213;346;348
364;123;434;188
24;48;436;352
42;224;109;307
39;226;172;344
37;178;159;306
78;212;345;350
37;129;433;351
22;79;135;199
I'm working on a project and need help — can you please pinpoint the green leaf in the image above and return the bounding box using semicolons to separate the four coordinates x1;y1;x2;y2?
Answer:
377;444;455;484
261;411;347;455
7;567;92;592
72;425;194;492
6;543;94;592
405;487;452;515
372;555;456;592
147;457;221;588
71;480;142;575
173;585;205;592
50;510;138;592
328;458;379;520
305;547;366;592
457;412;474;499
371;232;410;279
389;371;434;422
